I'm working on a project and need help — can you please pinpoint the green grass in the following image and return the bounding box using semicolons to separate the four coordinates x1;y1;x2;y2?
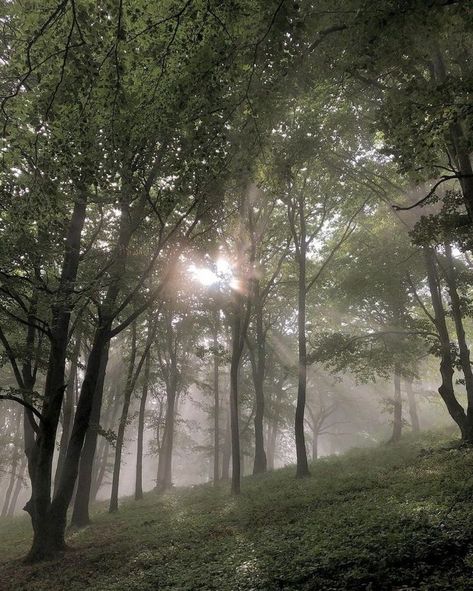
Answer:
2;430;473;590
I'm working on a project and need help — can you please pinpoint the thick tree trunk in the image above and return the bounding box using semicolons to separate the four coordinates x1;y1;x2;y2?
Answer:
26;194;87;562
424;247;468;438
405;378;420;433
70;345;110;526
41;324;110;559
45;189;142;554
135;350;150;500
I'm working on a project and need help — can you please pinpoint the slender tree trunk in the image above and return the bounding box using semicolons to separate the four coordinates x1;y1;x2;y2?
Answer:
70;345;110;526
2;408;22;516
2;464;17;518
295;194;310;478
406;378;420;433
135;351;151;500
389;368;402;443
230;302;242;495
443;243;473;439
267;376;284;470
109;324;137;513
54;329;82;492
312;426;318;461
252;297;267;475
212;311;220;484
91;389;121;501
221;411;231;481
7;458;26;517
156;388;176;491
424;247;468;438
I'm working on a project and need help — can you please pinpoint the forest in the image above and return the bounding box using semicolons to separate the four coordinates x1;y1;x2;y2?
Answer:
0;1;473;590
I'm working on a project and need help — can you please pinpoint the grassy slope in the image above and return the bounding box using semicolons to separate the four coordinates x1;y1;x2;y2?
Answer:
2;431;473;591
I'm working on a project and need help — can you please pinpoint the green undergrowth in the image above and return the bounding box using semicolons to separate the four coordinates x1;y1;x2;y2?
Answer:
2;429;473;590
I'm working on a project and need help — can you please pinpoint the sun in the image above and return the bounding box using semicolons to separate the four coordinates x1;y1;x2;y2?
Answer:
189;264;219;286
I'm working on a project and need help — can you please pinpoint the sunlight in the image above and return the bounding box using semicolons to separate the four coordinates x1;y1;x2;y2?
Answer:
189;264;219;286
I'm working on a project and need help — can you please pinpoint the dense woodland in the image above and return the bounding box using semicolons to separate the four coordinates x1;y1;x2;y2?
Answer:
1;0;473;586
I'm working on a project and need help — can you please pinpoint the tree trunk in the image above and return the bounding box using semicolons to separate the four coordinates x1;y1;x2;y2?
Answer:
230;302;242;495
295;194;310;478
70;344;110;526
312;426;318;461
405;378;420;433
54;328;82;492
389;368;402;443
135;350;151;501
156;389;176;491
109;323;137;512
267;376;284;470
91;387;122;501
7;458;26;517
423;247;468;438
25;194;87;562
1;408;22;517
252;297;267;475
221;411;231;481
432;48;473;220
443;243;473;439
212;311;220;484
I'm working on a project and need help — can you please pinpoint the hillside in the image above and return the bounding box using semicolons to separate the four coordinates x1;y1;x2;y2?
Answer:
2;432;473;591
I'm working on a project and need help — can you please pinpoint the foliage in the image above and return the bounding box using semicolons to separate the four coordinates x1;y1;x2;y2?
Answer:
2;430;473;590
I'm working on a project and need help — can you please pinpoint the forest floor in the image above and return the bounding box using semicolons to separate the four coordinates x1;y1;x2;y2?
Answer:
2;431;473;590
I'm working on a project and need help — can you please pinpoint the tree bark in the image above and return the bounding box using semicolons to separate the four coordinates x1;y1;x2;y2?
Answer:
54;328;82;493
432;47;473;220
230;301;243;495
251;295;267;475
389;368;402;443
156;388;177;491
7;458;26;517
109;323;137;512
25;193;87;562
312;426;318;461
1;409;22;517
267;375;284;470
70;344;110;526
221;411;231;481
405;377;420;433
443;243;473;438
423;247;468;438
212;311;220;484
295;194;310;478
135;350;151;500
91;387;121;501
